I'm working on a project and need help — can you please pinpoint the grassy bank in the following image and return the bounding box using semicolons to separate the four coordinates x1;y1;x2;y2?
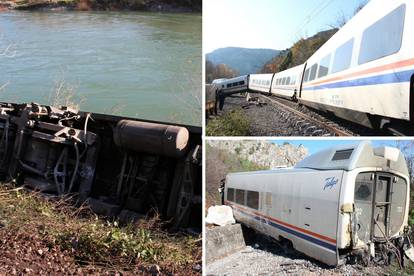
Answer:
206;109;250;136
0;0;202;12
0;184;201;275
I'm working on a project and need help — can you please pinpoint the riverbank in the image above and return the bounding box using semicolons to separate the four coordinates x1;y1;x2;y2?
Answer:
0;0;201;12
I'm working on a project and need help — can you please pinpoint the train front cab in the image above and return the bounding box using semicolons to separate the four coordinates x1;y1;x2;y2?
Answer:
339;169;410;264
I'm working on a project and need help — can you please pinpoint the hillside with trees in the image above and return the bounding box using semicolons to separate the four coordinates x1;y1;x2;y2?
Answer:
205;60;239;84
259;1;367;74
206;47;280;76
260;28;338;73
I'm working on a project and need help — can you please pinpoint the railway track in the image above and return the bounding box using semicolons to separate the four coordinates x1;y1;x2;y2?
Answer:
260;94;352;136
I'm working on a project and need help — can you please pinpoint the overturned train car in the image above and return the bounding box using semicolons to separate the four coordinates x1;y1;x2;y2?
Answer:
0;102;201;230
223;142;412;266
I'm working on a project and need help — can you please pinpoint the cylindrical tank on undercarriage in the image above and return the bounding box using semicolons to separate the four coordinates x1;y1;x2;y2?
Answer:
113;119;189;158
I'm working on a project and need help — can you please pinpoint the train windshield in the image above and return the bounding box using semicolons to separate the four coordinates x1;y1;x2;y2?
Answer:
354;172;407;243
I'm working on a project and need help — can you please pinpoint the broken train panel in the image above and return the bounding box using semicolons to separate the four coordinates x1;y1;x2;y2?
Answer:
223;141;412;266
0;102;201;230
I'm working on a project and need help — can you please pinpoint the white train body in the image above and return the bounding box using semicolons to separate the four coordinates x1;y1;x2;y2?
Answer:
299;0;414;128
248;73;274;94
270;65;303;99
212;75;249;95
224;142;410;266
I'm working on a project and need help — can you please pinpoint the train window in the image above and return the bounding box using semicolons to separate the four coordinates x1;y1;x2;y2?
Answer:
318;54;331;78
246;191;259;210
359;4;405;65
331;38;354;74
235;189;245;205
355;173;373;201
332;149;353;161
304;68;310;83
239;81;245;85
309;64;318;82
286;77;291;85
227;188;235;202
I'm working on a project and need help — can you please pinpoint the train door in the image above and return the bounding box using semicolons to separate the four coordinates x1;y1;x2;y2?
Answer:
269;74;276;95
354;172;407;244
372;174;392;239
298;63;307;99
260;192;272;235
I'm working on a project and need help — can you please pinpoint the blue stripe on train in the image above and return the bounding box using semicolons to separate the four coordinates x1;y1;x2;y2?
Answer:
235;207;337;252
303;68;414;91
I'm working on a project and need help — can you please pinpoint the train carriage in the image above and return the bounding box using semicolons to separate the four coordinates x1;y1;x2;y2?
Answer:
271;64;303;100
299;0;414;130
212;75;249;95
248;73;274;95
223;142;411;266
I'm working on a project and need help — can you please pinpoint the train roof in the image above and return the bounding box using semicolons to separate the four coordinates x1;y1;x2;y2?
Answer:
228;142;408;178
295;141;408;175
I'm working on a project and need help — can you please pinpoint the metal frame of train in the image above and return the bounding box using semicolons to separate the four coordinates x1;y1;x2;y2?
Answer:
222;142;414;266
212;0;414;133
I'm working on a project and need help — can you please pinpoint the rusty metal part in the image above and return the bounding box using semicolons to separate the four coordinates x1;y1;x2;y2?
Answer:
260;95;353;137
113;119;189;158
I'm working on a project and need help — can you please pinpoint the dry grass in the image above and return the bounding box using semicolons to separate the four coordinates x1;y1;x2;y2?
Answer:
0;184;201;275
206;109;250;136
48;78;85;110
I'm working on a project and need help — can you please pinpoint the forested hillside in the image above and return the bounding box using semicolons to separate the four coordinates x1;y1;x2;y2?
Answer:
260;28;338;73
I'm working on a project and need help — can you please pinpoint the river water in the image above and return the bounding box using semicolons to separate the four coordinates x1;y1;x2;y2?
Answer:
0;11;201;126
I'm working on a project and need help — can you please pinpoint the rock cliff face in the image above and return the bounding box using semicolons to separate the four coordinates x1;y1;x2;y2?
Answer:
207;140;308;169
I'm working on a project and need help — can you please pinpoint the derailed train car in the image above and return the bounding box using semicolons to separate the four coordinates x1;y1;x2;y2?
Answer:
0;102;201;230
223;142;413;266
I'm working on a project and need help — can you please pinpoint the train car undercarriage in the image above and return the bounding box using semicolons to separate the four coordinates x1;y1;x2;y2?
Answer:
0;102;202;231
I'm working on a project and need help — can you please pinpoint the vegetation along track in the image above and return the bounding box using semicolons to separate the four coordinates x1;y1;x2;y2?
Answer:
259;94;393;137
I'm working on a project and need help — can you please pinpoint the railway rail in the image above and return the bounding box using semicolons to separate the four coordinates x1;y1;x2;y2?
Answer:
259;94;353;137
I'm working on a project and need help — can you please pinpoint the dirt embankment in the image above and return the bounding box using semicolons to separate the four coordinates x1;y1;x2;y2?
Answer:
0;0;201;12
0;185;202;275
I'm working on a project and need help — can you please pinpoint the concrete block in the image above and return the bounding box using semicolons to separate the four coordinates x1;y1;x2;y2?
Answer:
206;223;246;264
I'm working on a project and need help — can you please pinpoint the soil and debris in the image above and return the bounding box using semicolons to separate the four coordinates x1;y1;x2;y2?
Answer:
206;227;411;276
208;94;382;136
0;185;201;275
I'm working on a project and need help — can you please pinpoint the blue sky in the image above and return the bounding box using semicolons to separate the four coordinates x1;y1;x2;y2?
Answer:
204;0;368;53
270;140;407;155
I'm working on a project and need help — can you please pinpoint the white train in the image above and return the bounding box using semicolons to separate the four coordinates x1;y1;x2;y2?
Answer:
212;75;249;95
248;73;274;95
223;142;412;266
299;0;413;130
270;65;303;100
211;0;414;133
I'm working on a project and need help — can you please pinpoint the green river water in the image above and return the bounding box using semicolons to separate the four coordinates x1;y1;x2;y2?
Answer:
0;11;201;126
